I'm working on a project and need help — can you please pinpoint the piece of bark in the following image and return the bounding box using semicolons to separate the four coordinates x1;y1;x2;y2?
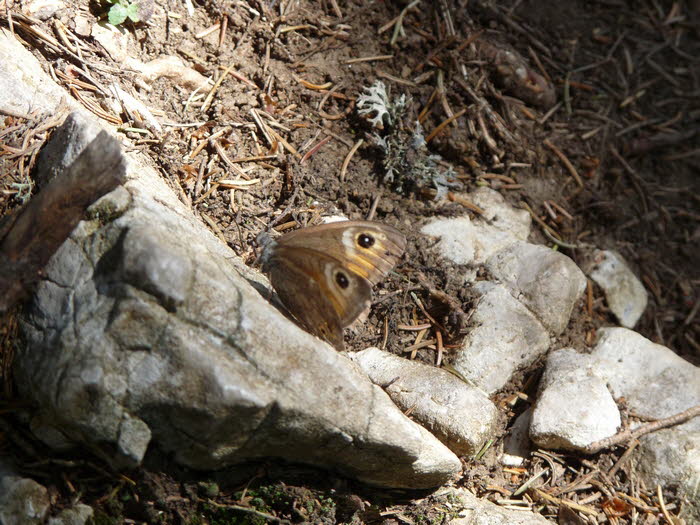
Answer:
0;131;126;312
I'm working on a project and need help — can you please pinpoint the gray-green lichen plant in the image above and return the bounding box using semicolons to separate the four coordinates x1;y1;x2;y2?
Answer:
356;80;462;199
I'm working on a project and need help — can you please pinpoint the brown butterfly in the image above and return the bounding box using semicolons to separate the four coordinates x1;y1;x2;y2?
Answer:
261;220;406;350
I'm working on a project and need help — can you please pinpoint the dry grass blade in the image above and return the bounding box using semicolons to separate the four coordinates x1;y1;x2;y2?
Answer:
339;139;363;182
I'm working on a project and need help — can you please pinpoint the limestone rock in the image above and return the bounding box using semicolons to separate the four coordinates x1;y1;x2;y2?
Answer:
21;0;65;20
585;250;648;328
352;347;499;457
634;429;700;525
485;242;586;334
0;34;462;489
592;328;699;427
594;328;700;518
420;187;531;268
530;327;700;520
91;22;130;64
501;408;532;467
0;459;50;525
0;77;459;495
441;487;552;524
452;283;550;394
47;504;94;525
15;142;461;488
0;29;82;118
469;186;532;242
530;348;621;450
421;217;477;266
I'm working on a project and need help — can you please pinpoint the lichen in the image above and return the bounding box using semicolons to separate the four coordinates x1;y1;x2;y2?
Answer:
356;81;462;198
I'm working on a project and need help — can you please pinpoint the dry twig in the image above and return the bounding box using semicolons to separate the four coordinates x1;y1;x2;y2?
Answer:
583;405;700;454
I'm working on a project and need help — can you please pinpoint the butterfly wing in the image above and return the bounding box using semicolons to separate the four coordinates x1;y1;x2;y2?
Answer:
274;220;406;285
264;244;373;350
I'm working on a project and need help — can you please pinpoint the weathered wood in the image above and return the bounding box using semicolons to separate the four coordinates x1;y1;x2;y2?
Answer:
0;131;126;312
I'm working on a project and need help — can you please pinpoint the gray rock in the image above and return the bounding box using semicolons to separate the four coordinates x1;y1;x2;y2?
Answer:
21;0;65;20
593;328;700;519
530;348;621;450
485;242;586;335
529;328;699;519
91;22;130;64
352;347;499;457
35;111;104;187
585;250;648;328
15;157;461;488
501;408;532;467
47;504;94;525
0;459;49;525
420;188;531;268
439;487;551;524
634;429;700;525
4;48;460;487
73;15;91;37
592;328;700;428
469;186;532;242
0;31;81;118
452;283;551;394
421;217;477;266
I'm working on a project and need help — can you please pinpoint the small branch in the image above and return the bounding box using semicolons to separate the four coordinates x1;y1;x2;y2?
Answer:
582;405;700;454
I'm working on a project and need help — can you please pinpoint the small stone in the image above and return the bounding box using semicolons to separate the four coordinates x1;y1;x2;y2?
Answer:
22;0;65;20
440;487;551;524
73;15;92;36
352;347;499;457
47;503;94;525
501;408;532;467
485;242;587;335
91;22;130;64
117;414;152;468
452;283;550;394
0;461;50;525
530;348;621;451
585;249;648;328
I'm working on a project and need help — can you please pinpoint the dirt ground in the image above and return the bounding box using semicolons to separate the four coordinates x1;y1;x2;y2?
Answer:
1;0;699;523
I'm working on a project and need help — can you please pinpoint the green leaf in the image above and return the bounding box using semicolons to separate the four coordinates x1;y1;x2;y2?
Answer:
126;2;140;22
108;3;128;25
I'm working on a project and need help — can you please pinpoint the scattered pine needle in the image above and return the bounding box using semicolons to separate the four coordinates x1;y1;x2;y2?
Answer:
339;139;363;182
425;108;467;143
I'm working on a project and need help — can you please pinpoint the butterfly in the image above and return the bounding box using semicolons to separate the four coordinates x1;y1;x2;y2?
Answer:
260;220;406;350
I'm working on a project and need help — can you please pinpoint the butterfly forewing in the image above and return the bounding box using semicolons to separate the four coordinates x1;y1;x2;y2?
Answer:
275;221;406;285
